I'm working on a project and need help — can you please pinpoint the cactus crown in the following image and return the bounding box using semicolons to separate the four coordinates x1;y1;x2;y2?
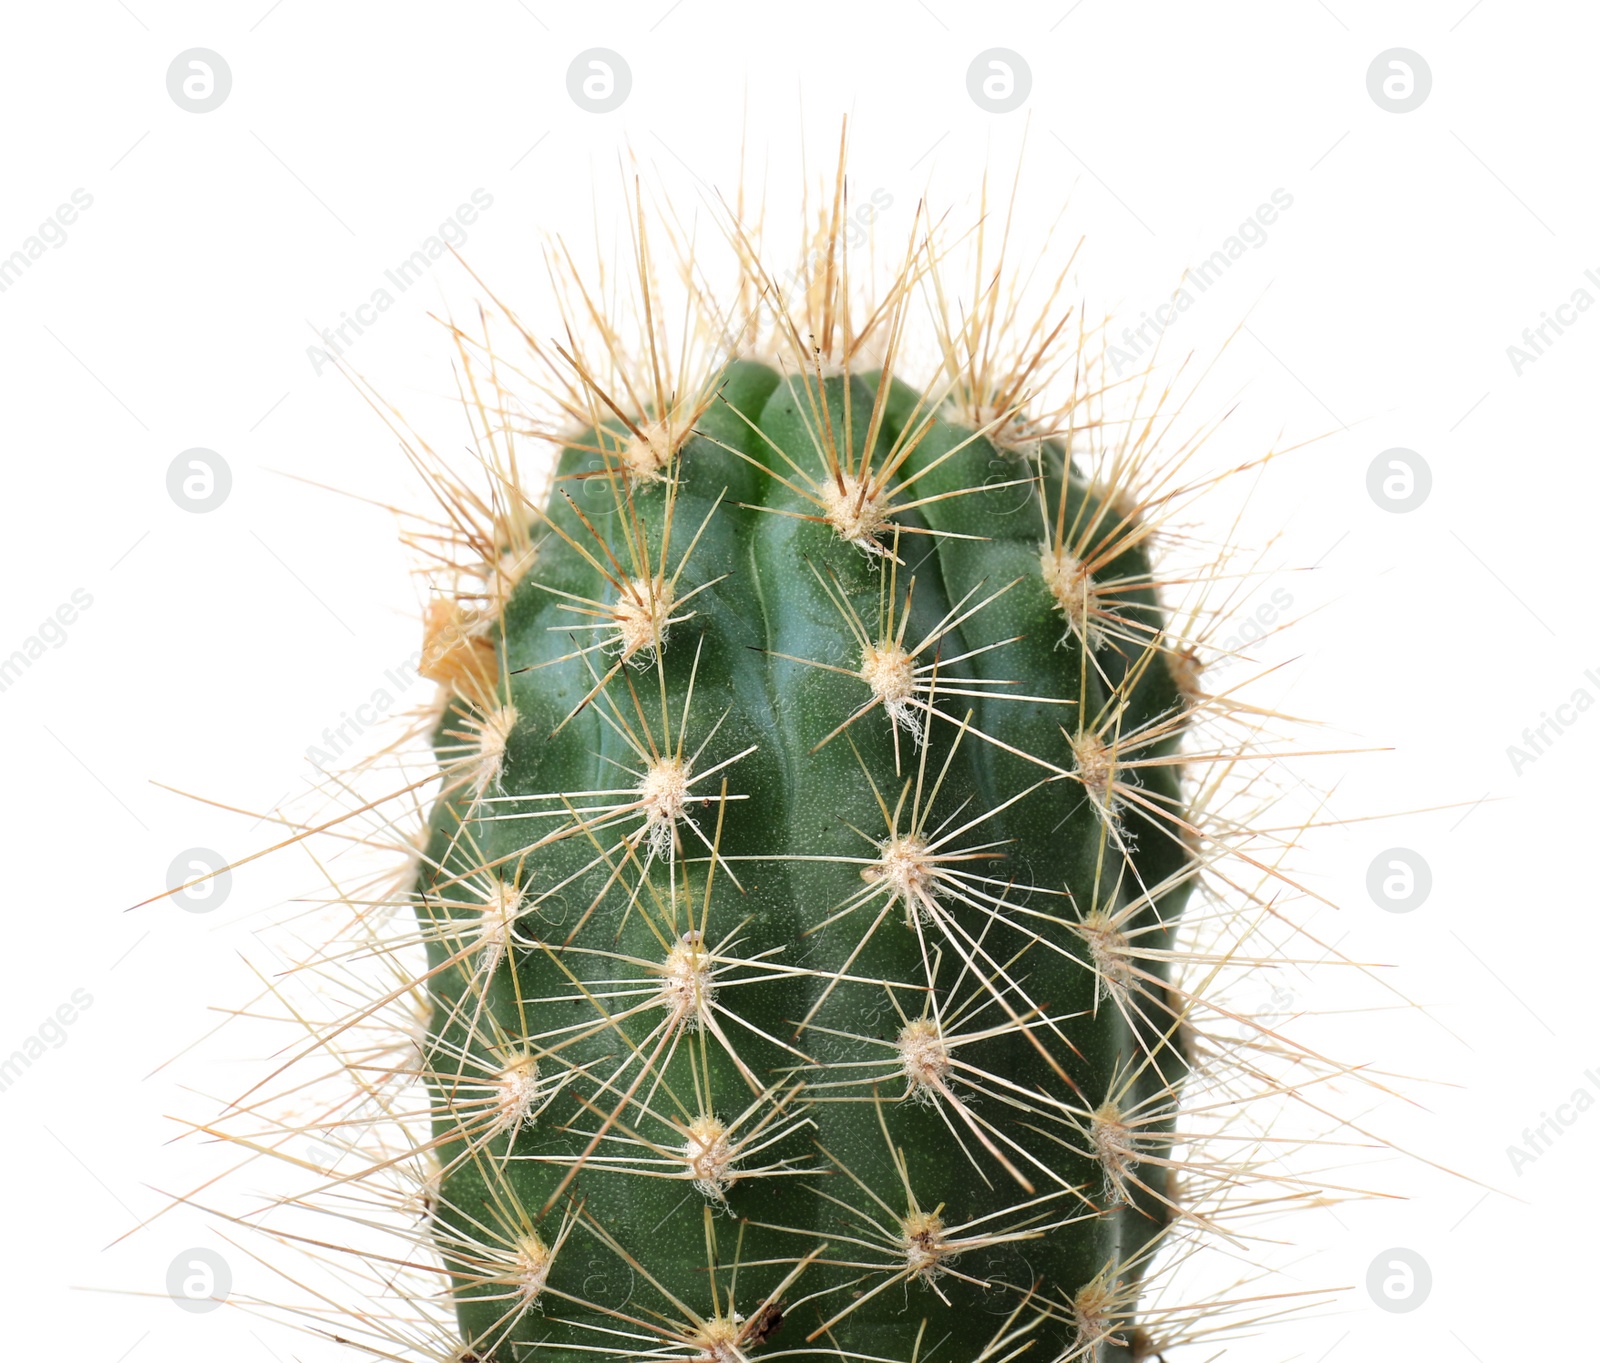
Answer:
187;134;1367;1363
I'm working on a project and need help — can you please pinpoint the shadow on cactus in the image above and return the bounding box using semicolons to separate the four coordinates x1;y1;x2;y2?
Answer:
180;135;1376;1363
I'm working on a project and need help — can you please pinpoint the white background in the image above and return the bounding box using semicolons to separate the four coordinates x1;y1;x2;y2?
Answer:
1;1;1595;1358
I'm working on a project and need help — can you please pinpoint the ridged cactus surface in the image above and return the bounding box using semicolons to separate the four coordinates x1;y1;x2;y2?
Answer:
414;357;1194;1362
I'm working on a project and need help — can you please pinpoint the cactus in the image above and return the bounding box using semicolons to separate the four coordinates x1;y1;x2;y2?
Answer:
194;141;1363;1363
402;179;1223;1357
414;335;1201;1358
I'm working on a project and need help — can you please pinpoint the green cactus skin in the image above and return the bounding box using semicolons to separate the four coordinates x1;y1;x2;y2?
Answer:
411;354;1197;1363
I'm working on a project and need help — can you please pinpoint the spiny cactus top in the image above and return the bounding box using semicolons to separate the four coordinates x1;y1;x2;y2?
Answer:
193;144;1355;1363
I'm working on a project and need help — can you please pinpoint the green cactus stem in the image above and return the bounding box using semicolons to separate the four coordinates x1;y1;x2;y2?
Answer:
409;337;1198;1362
